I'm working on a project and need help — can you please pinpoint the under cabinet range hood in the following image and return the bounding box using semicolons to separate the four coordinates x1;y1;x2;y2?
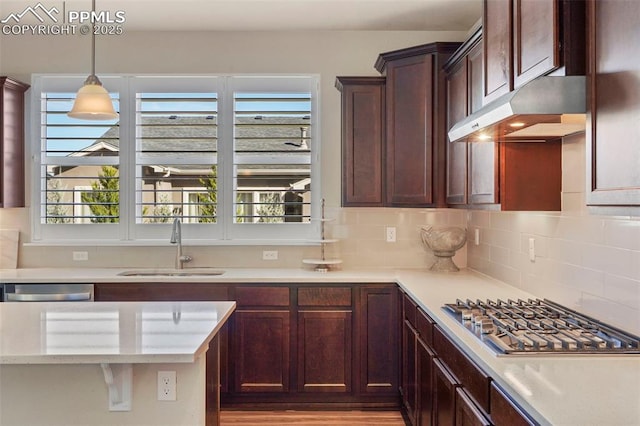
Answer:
448;76;587;143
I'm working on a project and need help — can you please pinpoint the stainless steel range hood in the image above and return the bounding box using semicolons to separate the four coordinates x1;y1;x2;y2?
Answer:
448;76;587;143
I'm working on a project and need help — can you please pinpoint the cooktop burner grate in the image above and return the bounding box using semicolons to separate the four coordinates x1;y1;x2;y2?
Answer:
443;298;640;355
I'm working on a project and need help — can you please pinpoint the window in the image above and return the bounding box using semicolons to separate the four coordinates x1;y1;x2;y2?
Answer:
32;75;320;243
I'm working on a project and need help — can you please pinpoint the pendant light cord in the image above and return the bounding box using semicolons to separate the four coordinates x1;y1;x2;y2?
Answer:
91;0;96;77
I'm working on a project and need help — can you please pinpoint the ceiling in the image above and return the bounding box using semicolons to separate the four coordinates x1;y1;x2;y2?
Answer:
0;0;482;31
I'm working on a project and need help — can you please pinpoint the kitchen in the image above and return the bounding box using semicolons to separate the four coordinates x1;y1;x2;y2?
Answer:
1;0;639;425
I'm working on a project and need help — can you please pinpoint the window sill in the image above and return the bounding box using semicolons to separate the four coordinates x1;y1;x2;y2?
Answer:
24;239;320;247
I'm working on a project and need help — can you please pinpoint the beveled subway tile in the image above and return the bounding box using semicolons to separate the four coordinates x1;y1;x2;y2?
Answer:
581;243;636;280
603;274;640;309
603;219;640;251
547;238;582;266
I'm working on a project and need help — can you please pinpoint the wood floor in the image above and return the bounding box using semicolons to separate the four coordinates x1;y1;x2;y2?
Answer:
220;410;407;425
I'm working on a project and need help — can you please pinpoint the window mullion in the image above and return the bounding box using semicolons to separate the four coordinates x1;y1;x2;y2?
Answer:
218;77;234;239
118;77;135;240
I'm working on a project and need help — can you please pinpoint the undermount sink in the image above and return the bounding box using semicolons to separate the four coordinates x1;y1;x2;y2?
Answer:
117;268;225;277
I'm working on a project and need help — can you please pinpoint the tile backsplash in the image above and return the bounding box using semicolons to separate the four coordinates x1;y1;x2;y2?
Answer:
467;210;640;335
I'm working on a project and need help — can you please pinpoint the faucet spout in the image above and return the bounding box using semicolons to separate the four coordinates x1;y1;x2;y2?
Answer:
170;218;192;269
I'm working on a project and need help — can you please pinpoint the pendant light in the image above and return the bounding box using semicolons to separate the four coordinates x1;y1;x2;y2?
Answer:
67;0;118;120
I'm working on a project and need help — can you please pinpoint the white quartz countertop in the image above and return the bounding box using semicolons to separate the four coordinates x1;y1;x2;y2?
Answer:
0;300;236;364
1;267;639;426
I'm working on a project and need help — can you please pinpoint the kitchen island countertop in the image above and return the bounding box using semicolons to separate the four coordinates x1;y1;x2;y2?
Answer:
1;267;639;426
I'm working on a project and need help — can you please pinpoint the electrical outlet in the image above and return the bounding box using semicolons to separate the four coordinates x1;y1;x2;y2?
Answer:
386;227;396;243
262;250;278;260
157;371;176;401
72;251;89;261
528;238;536;262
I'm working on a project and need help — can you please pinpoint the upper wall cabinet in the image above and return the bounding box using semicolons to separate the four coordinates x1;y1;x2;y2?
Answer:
586;0;640;208
483;0;586;104
0;77;30;208
335;77;386;207
446;30;563;212
375;43;460;207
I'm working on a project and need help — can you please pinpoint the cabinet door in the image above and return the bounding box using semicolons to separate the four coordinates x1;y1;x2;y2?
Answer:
468;141;498;205
386;54;434;205
297;310;352;393
433;359;460;426
512;0;559;88
446;59;468;205
233;310;290;393
418;338;435;426
586;0;640;207
467;41;484;115
402;319;418;424
483;0;512;104
0;77;30;208
490;382;536;426
455;388;491;426
337;77;386;206
357;285;399;395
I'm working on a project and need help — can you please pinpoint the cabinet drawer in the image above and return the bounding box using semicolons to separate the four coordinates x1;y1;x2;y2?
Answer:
298;287;352;307
234;286;290;307
433;326;491;413
416;308;434;347
403;292;418;326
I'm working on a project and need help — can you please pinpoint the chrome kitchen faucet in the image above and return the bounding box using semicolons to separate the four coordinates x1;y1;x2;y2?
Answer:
170;218;192;269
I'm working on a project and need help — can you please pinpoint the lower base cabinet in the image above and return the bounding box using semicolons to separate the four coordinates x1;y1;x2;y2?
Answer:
95;282;399;409
297;310;352;393
399;290;536;426
95;282;536;422
233;310;290;393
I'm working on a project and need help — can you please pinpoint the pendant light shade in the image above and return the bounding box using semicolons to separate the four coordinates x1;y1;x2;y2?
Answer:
68;75;117;120
67;0;117;120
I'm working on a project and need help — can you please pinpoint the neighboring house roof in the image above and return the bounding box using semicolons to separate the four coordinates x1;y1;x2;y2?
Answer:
62;116;311;184
84;115;311;154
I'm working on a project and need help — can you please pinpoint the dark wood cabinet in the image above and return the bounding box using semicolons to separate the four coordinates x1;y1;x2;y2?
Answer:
232;286;290;394
446;26;563;211
455;388;492;426
402;318;418;423
233;310;290;393
433;358;460;426
0;77;29;208
357;285;399;396
586;0;640;207
445;32;485;206
483;0;512;104
297;310;352;393
417;336;435;426
483;0;586;105
490;382;536;426
512;0;558;89
96;282;400;408
296;286;353;393
375;43;460;207
335;77;386;206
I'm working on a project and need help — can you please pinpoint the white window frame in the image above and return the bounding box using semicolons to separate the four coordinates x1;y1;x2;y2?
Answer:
30;74;321;244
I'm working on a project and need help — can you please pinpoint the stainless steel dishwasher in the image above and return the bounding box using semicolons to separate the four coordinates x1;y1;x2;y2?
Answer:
2;283;94;302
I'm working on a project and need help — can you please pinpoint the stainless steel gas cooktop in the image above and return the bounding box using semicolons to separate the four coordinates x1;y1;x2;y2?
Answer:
443;298;640;355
